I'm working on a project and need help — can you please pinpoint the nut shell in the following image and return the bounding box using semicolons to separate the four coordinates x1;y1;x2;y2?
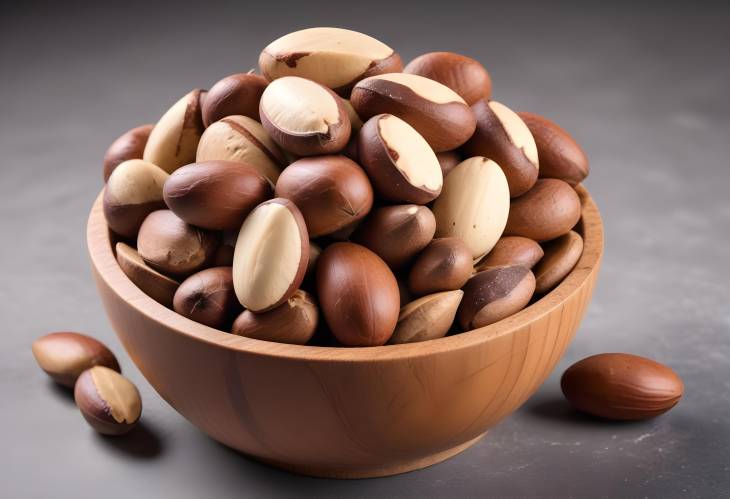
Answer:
103;124;154;181
74;366;142;436
173;267;242;330
474;236;544;272
404;52;492;105
231;290;318;345
505;179;581;242
389;290;463;344
408;238;473;296
202;73;268;126
534;231;583;294
116;242;179;308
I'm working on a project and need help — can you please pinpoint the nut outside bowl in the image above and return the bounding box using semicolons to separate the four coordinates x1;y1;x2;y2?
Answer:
87;185;603;479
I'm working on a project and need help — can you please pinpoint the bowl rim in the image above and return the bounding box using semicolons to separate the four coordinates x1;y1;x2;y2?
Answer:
87;184;603;362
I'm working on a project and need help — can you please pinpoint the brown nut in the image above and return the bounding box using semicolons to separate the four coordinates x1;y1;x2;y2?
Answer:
31;332;120;388
403;52;492;105
258;27;402;96
103;124;154;181
116;242;179;308
103;160;169;239
143;89;205;173
534;230;583;294
202;73;268;126
505;179;581;242
164;160;272;231
173;267;242;330
436;150;462;178
561;353;684;421
342;98;363;131
474;236;544;272
316;242;399;346
231;290;318;345
353;204;436;270
74;366;142;436
259;76;351;156
457;266;536;330
137;210;219;277
351;73;476;152
463;100;539;197
518;111;589;185
232;199;308;312
274;155;373;237
408;237;473;296
389;290;463;345
306;242;322;280
358;114;443;203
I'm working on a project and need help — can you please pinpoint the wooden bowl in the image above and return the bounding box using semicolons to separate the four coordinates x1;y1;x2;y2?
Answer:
87;185;602;478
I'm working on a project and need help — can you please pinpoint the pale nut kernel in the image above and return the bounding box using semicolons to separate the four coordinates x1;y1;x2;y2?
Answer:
389;290;463;344
74;366;142;436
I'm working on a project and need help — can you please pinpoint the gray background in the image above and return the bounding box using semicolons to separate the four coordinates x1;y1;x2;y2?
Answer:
2;1;729;497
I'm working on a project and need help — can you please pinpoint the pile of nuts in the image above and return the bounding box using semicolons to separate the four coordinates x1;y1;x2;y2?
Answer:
102;27;591;348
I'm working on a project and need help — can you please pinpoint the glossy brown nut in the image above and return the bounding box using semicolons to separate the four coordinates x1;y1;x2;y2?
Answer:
137;210;219;277
463;100;539;197
408;238;473;296
103;124;154;181
389;290;463;345
403;52;492;105
505;179;582;242
534;231;583;294
231;290;318;345
164;160;272;231
436;150;462;178
474;236;544;272
358;114;443;204
274;155;373;237
202;73;268;126
457;266;536;330
116;242;179;308
353;204;436;270
518;111;589;185
316;242;400;346
74;366;142;436
173;267;242;330
31;332;120;388
351;73;476;152
561;353;684;420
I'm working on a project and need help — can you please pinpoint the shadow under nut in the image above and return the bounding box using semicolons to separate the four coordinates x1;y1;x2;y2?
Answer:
505;179;582;242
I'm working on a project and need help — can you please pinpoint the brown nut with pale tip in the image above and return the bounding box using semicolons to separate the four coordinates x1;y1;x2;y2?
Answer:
116;242;179;308
164;160;272;231
389;290;463;344
351;73;476;152
274;155;373;237
505;179;582;242
353;204;436;270
143;89;206;173
358;114;443;204
475;236;544;272
74;366;142;436
231;290;318;345
408;238;472;296
137;210;219;277
457;266;536;330
103;159;169;239
534;230;583;294
202;73;268;126
404;52;492;105
31;332;120;388
258;27;402;96
259;76;351;156
317;242;400;346
173;267;242;330
436;150;461;178
561;353;684;421
103;124;154;181
233;198;309;312
463;100;539;197
518;111;589;186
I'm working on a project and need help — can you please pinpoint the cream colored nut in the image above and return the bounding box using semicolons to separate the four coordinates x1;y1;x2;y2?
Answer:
74;366;142;436
389;290;463;344
432;157;510;259
116;242;179;308
231;290;318;345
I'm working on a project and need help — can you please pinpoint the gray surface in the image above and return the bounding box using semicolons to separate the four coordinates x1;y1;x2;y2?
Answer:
2;1;729;497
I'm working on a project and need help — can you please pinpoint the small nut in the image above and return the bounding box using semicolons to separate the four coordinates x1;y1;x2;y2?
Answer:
534;230;584;294
358;114;442;204
232;199;309;312
231;290;318;345
408;237;472;296
258;27;402;96
274;155;373;237
432;157;510;259
504;178;581;242
103;159;169;239
403;52;492;105
32;332;120;388
116;242;179;308
173;267;242;330
389;290;463;344
103;124;154;181
74;366;142;436
561;353;684;420
463;100;539;197
474;236;544;272
351;73;476;152
436;150;462;178
202;72;268;126
143;89;206;173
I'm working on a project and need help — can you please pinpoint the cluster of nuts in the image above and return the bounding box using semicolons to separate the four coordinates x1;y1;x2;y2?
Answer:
102;27;591;348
